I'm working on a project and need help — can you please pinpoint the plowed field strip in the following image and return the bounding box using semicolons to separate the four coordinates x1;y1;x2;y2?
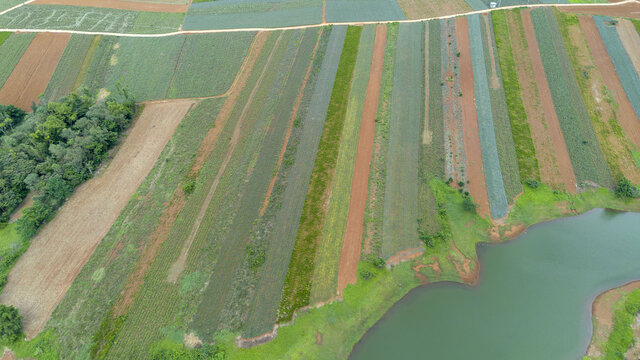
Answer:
0;32;69;110
31;0;188;12
456;16;490;218
337;24;386;293
617;19;640;83
0;100;193;339
522;9;577;193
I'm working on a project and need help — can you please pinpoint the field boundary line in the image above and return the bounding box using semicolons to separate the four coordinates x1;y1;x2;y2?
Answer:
0;1;636;37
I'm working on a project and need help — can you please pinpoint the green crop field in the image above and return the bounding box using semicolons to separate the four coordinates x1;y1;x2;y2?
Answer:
492;10;539;182
42;35;94;103
426;20;445;178
325;0;406;22
531;8;612;188
0;33;34;90
382;22;423;257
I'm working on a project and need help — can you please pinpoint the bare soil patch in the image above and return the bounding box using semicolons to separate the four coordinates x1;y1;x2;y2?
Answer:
580;16;640;147
522;9;577;193
31;0;187;12
617;19;640;84
0;33;69;111
386;247;424;267
337;25;386;293
449;239;478;285
397;0;470;20
0;100;193;339
558;2;640;19
456;16;491;218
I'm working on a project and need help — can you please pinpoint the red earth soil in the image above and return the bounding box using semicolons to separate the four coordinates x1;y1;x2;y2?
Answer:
522;9;577;193
579;16;640;147
31;0;187;12
0;100;194;339
455;16;491;218
0;33;69;111
336;25;387;293
558;2;640;19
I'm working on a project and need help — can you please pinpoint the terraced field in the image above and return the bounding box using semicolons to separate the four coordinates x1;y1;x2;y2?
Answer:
0;3;640;360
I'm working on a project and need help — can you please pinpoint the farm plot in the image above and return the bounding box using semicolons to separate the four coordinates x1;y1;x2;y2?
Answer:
311;25;375;303
31;0;188;12
492;10;539;182
531;8;612;188
0;32;70;110
468;14;508;219
617;19;640;77
382;22;423;258
479;13;522;202
325;0;405;22
558;2;640;20
556;12;640;183
0;5;137;32
362;22;398;259
425;20;444;179
277;26;361;323
166;32;255;99
0;0;22;12
593;16;640;124
243;26;344;339
184;0;321;30
42;98;224;359
0;33;34;91
0;100;194;340
397;0;470;20
41;34;94;103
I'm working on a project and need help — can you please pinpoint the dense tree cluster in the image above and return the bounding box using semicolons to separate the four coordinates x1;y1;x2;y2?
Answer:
0;88;135;237
0;105;26;136
0;304;22;343
614;177;640;200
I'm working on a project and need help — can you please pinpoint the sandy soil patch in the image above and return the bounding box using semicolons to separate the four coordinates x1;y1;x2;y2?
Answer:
0;100;193;339
0;349;14;360
32;0;187;12
456;16;491;218
558;2;640;19
522;9;577;193
386;247;423;267
449;239;478;285
0;33;69;111
397;0;470;20
337;25;386;293
586;280;640;358
617;19;640;85
580;16;640;147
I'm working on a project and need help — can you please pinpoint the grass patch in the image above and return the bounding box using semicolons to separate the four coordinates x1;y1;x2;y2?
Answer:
277;25;362;322
492;10;539;182
0;32;9;46
72;35;101;91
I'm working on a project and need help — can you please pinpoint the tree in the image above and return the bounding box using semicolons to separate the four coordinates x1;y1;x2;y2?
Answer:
614;177;639;199
0;305;22;343
462;195;477;212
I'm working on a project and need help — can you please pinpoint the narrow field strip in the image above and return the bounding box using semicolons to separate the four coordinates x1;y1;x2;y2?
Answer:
382;21;423;257
425;20;444;178
31;0;188;13
456;16;491;218
40;34;93;102
0;100;193;339
617;19;640;76
277;25;362;323
0;33;34;90
0;32;69;110
521;9;577;193
311;24;376;303
71;34;101;90
579;16;640;146
242;26;345;338
468;14;508;219
337;24;386;293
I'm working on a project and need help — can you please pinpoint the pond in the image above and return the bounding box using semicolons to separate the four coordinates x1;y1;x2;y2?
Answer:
350;209;640;360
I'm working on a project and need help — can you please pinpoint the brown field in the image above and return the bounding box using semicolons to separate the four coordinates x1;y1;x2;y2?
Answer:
397;0;470;20
456;16;491;218
580;16;640;147
31;0;187;12
617;19;640;79
0;100;194;339
558;2;640;19
0;33;69;111
337;25;386;293
522;9;577;193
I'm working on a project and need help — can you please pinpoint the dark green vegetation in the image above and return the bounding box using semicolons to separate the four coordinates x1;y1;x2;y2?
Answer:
491;10;539;181
601;288;640;360
0;32;9;47
0;105;26;138
278;25;362;322
0;304;21;343
615;177;640;199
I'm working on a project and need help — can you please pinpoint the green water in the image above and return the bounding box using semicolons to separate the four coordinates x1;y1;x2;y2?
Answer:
350;209;640;360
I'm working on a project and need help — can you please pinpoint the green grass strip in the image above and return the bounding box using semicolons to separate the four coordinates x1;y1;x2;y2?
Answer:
601;288;640;360
277;25;362;322
632;19;640;35
492;10;539;182
72;35;101;91
0;32;9;47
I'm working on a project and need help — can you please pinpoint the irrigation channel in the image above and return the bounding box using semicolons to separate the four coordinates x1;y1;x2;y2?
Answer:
350;209;640;360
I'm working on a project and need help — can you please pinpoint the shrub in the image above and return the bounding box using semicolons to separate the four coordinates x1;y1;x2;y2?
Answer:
182;178;196;195
462;195;477;213
0;305;22;343
524;178;540;189
614;177;639;199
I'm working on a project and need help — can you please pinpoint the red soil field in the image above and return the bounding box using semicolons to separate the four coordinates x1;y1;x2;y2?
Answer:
0;33;69;111
456;16;491;218
522;9;577;193
579;16;640;147
337;24;386;293
0;100;194;339
558;2;640;19
32;0;187;12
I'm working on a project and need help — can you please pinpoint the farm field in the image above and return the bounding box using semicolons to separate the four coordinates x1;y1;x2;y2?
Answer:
1;3;640;360
31;0;188;12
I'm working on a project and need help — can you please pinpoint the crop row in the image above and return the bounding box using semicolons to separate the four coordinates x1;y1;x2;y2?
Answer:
382;22;424;257
531;8;612;188
468;14;509;219
491;10;539;182
42;35;95;103
277;26;362;323
426;20;445;178
325;0;406;22
0;33;34;90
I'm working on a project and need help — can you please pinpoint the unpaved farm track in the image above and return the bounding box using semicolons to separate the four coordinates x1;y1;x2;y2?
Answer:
0;100;193;339
31;0;187;12
0;32;69;110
